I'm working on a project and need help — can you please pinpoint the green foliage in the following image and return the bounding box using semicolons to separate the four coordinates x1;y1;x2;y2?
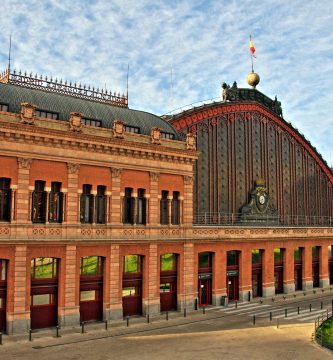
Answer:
31;258;56;279
274;248;281;262
161;253;174;271
252;249;260;264
81;256;100;276
317;318;333;349
124;255;140;273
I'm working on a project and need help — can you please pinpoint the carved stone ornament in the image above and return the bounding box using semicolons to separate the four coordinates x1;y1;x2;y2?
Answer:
149;172;159;182
69;112;83;132
20;102;36;124
184;176;194;185
17;157;32;169
67;163;80;174
186;133;196;151
111;167;122;178
240;179;278;225
151;127;161;145
112;119;125;139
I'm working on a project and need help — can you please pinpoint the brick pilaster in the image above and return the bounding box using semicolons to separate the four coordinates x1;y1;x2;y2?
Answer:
283;246;295;293
262;248;275;297
319;245;329;287
182;242;195;310
183;176;194;225
66;163;80;224
16;158;32;223
109;244;122;319
302;246;313;290
213;249;226;305
143;244;159;315
149;172;159;225
239;249;252;301
111;168;122;224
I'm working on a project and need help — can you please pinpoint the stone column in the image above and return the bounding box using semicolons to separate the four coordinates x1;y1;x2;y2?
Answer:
302;246;313;290
110;168;122;224
239;249;252;301
143;244;159;315
183;176;194;225
66;163;80;224
212;249;227;306
181;242;195;311
262;248;275;297
16;158;32;224
59;245;80;326
167;195;172;225
283;246;295;294
109;244;122;320
149;172;159;225
10;185;17;221
319;245;329;288
7;245;29;334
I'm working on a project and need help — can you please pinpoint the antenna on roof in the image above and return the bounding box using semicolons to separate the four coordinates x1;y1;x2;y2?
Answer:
8;32;12;74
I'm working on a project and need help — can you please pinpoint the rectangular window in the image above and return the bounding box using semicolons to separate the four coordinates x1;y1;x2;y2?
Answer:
0;104;9;112
160;283;171;293
161;253;175;271
31;258;57;279
82;117;102;127
227;251;238;266
137;188;146;225
0;260;6;281
161;132;175;140
80;256;102;276
96;185;106;224
294;247;301;261
199;252;211;269
160;190;169;225
122;287;137;297
36;109;59;120
124;125;140;134
312;246;319;260
31;294;54;306
171;191;180;225
252;249;261;264
0;178;11;222
32;180;47;223
124;255;141;273
49;182;63;223
274;248;282;263
80;184;94;223
80;290;96;301
123;188;134;224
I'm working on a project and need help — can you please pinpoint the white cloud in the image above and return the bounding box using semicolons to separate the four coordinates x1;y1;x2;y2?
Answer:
0;0;332;163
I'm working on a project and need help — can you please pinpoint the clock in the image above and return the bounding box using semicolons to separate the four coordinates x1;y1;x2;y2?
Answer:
259;195;266;205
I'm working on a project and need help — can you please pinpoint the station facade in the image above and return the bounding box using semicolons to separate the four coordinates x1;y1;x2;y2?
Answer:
0;68;332;334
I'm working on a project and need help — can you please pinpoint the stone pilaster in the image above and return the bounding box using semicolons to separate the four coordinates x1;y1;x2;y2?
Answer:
66;163;80;224
239;249;252;301
16;158;32;224
59;245;80;326
283;247;295;294
7;245;29;334
180;242;195;311
111;168;122;224
302;246;313;290
149;172;159;225
262;249;275;297
183;176;193;225
319;245;329;288
143;244;159;315
212;249;227;306
109;244;122;320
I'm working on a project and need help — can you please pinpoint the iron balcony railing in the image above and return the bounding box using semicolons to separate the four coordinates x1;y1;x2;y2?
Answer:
193;213;333;227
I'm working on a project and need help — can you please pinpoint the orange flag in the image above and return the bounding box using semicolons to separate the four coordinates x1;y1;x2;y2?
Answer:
249;38;256;58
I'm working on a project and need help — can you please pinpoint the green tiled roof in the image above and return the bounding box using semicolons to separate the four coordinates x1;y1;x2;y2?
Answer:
0;83;179;138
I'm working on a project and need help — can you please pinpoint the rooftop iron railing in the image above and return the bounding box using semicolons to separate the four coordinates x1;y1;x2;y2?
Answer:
193;213;333;227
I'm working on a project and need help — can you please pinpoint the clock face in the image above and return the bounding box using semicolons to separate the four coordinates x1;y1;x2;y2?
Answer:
259;195;266;205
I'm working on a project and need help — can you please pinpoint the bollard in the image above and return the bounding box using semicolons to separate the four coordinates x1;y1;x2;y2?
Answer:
321;301;323;310
126;316;129;327
297;306;300;315
0;332;2;345
285;308;287;318
184;308;187;318
310;304;312;312
203;306;206;315
277;318;279;329
270;311;272;321
235;301;238;309
56;325;60;338
253;315;256;325
147;314;150;324
81;322;85;334
166;311;169;321
29;328;32;342
105;320;108;330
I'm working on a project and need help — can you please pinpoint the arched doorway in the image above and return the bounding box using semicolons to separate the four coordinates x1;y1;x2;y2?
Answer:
252;250;263;298
160;253;177;312
80;256;103;322
312;246;320;288
198;252;212;306
274;248;284;294
227;251;239;301
294;247;303;291
0;259;7;332
30;258;58;329
122;255;142;317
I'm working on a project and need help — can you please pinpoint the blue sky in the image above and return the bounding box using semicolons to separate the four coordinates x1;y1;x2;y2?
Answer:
0;0;332;165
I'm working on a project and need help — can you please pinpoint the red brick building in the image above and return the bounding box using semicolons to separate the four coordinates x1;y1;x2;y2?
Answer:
0;69;332;335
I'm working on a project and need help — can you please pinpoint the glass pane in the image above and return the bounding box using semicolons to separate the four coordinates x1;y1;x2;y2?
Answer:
32;294;50;306
1;260;6;280
32;258;56;279
81;256;100;276
312;246;319;258
122;287;136;297
124;255;140;273
294;248;300;260
252;250;261;264
227;251;238;266
80;290;96;301
161;253;174;271
160;283;171;292
274;248;281;262
199;252;209;268
0;298;2;308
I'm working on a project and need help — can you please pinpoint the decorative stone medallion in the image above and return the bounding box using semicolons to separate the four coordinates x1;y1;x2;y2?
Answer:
69;112;83;132
20;102;36;124
151;127;161;144
186;133;196;150
113;119;125;139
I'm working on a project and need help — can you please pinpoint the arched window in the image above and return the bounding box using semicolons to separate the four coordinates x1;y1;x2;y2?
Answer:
49;182;63;223
32;180;47;223
96;185;106;224
160;190;169;225
0;178;11;222
171;191;180;225
31;258;58;279
80;184;94;223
